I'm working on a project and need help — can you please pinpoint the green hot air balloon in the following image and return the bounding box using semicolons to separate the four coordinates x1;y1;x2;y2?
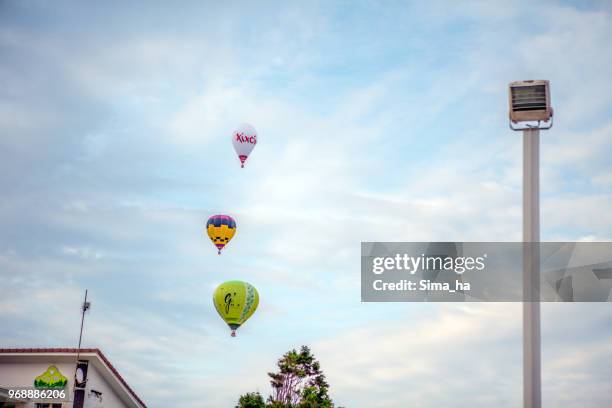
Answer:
213;280;259;337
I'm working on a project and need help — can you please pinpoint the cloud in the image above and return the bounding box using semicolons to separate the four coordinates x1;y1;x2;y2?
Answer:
1;1;612;407
312;304;519;407
313;303;612;408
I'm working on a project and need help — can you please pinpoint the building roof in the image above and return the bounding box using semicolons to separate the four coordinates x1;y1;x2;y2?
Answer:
0;348;147;408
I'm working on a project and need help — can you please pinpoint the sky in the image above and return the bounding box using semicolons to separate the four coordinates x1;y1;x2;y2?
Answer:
1;0;612;407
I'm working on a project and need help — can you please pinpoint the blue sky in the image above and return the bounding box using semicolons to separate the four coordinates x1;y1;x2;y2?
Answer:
1;1;612;407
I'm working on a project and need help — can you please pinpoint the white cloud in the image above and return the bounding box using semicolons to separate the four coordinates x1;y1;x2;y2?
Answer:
1;1;612;407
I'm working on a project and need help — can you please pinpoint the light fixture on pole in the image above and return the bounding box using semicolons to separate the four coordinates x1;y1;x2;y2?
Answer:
508;79;553;408
509;80;553;130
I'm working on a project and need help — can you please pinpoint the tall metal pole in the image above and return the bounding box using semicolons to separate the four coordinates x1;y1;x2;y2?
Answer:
74;289;89;408
523;129;541;408
76;289;88;362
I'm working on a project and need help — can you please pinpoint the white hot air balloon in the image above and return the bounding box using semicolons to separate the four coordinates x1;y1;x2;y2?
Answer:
232;123;257;168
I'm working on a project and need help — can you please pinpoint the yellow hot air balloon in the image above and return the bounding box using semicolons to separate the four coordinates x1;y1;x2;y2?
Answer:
213;280;259;337
206;215;236;254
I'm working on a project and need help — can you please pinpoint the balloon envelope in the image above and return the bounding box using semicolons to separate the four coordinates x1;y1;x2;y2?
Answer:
232;123;257;168
206;215;236;254
213;280;259;336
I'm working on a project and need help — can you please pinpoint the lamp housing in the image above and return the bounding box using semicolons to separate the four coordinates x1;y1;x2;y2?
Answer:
508;80;553;123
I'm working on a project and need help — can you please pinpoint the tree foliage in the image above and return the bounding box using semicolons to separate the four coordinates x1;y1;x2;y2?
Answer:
236;346;335;408
236;392;266;408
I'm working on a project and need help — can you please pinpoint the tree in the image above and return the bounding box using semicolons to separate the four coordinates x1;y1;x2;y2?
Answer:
236;392;266;408
236;346;335;408
268;346;333;407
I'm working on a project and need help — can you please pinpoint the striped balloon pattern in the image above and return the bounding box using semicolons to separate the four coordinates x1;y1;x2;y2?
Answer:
206;215;236;254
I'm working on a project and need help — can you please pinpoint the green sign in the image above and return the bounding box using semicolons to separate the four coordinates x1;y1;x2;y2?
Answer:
34;365;68;388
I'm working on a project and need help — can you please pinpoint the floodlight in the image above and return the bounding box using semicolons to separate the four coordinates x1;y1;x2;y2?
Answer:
508;80;553;130
508;79;555;408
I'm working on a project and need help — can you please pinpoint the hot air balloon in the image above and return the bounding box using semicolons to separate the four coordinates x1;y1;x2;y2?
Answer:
213;280;259;337
232;123;257;168
206;215;236;254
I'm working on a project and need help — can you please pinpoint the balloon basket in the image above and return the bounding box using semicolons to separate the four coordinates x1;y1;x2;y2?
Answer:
231;330;236;337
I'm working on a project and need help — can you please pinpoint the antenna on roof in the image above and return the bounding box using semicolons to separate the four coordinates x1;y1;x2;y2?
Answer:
76;289;91;361
74;289;91;408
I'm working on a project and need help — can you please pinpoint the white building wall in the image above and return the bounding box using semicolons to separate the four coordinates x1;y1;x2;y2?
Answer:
0;361;76;407
0;359;134;408
0;362;76;390
83;363;129;408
